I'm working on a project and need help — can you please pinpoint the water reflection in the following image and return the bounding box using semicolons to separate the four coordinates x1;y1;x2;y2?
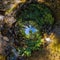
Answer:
24;25;38;35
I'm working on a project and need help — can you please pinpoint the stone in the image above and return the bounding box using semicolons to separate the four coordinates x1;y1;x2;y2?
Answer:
3;36;9;41
0;15;4;21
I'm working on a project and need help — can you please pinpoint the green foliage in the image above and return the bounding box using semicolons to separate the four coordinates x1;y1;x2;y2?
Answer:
16;28;42;57
17;3;54;27
17;33;42;57
16;3;54;57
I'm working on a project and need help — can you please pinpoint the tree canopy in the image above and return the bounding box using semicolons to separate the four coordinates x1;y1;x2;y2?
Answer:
15;3;54;57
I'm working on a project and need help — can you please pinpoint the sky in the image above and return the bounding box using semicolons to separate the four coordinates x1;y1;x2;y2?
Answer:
24;25;38;35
